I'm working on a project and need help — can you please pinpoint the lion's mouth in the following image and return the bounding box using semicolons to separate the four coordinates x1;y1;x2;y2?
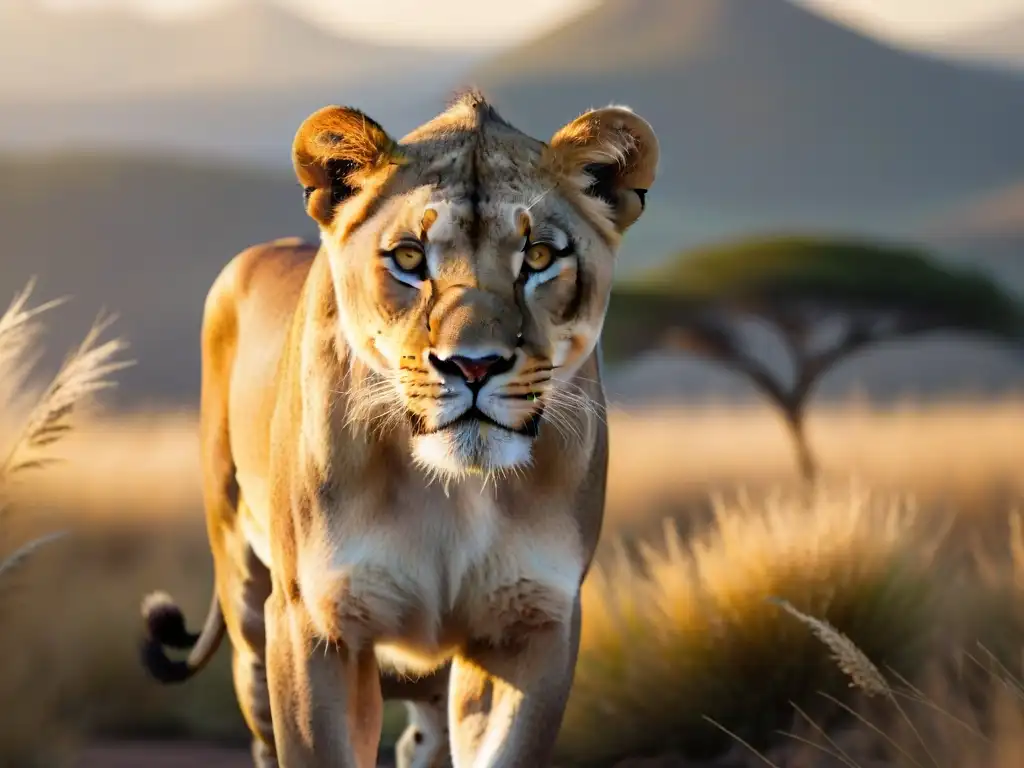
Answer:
408;407;543;439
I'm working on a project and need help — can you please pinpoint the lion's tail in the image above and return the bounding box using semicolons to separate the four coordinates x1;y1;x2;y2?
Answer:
140;588;226;684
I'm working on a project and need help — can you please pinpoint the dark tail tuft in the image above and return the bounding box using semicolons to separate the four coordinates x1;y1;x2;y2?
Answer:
143;591;200;649
140;590;225;685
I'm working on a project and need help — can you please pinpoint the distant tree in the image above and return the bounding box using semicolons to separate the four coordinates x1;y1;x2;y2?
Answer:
604;236;1024;484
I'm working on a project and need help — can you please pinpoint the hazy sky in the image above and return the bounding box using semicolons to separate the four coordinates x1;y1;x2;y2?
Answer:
40;0;1024;46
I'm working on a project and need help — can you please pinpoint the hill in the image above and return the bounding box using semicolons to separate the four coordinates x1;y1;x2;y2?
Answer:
468;0;1024;271
934;12;1024;71
0;152;314;406
0;0;481;168
0;86;455;170
923;181;1024;242
914;179;1024;299
0;0;477;100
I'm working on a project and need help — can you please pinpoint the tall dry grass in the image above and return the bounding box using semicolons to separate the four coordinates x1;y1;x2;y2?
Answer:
560;487;943;763
768;602;1024;768
0;281;131;766
557;482;1024;767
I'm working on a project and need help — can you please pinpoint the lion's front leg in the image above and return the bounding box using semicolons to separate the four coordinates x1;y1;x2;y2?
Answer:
396;698;451;768
448;598;581;768
265;590;383;768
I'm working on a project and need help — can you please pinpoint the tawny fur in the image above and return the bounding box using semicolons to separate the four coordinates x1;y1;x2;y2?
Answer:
139;92;658;768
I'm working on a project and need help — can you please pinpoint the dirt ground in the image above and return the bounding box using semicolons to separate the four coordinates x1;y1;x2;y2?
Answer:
75;743;252;768
75;742;398;767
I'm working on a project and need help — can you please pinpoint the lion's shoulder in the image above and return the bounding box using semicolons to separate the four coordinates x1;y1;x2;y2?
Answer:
201;239;319;343
229;238;318;296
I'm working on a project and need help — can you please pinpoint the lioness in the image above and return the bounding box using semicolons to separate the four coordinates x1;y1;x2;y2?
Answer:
140;91;657;767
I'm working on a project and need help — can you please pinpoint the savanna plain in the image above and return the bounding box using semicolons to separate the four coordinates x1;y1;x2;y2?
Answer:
5;0;1024;764
3;337;1024;768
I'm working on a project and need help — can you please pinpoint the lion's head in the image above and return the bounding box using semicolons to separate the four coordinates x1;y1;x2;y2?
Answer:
292;92;658;479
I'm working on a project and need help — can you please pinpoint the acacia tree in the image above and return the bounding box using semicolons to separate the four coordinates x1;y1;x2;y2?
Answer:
604;236;1024;484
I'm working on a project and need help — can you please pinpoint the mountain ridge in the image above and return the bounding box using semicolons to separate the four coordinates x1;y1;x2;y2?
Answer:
932;11;1024;71
467;0;1024;263
0;0;481;99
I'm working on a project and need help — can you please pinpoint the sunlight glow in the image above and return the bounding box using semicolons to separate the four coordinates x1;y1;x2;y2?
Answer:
40;0;233;21
33;0;1024;46
798;0;1024;40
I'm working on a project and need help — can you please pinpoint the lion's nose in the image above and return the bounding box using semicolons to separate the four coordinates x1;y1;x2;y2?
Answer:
429;352;514;387
451;355;505;383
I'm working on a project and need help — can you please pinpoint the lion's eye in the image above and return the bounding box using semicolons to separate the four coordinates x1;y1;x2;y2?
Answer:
523;243;554;273
392;245;425;275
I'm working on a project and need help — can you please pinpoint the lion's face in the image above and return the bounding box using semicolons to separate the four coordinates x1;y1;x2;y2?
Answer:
292;94;658;479
330;185;614;478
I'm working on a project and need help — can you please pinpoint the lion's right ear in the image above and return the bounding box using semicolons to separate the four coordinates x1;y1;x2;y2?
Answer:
543;106;659;234
292;105;404;227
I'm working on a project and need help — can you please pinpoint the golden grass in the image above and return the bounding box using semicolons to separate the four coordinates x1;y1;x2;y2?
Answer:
3;387;1024;764
560;487;942;764
558;484;1024;767
743;596;1024;768
603;399;1024;524
10;397;1024;528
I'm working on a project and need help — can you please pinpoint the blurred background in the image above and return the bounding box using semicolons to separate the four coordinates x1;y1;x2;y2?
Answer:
2;1;1024;766
4;0;1024;405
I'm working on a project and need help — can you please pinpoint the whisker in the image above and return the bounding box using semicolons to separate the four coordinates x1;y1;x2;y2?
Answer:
546;404;584;446
524;184;555;212
551;380;607;428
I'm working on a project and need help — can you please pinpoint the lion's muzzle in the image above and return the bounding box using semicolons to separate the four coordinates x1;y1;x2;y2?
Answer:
427;285;521;361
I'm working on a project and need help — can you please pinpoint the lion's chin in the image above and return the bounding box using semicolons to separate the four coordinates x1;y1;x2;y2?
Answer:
410;420;533;480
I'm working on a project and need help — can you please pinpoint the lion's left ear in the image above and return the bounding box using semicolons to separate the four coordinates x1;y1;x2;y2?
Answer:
543;106;659;233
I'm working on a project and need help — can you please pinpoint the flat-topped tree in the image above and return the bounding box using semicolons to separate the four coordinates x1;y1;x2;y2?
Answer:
604;235;1024;483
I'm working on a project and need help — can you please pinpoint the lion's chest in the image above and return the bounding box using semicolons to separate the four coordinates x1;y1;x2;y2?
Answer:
297;490;582;672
